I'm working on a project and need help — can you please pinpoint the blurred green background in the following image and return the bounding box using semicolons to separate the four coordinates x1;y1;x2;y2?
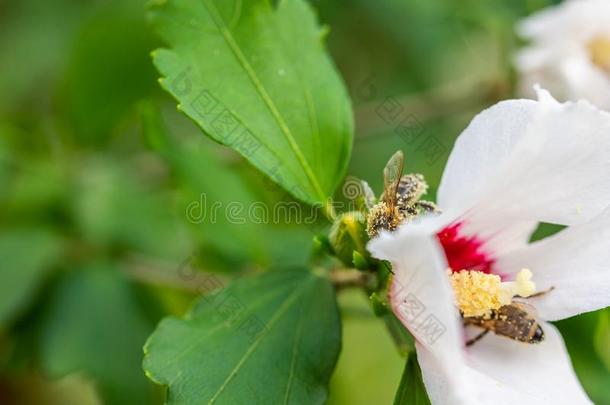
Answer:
0;0;608;404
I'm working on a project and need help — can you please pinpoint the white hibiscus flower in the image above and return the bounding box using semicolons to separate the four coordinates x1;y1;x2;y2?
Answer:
368;87;610;404
516;0;610;110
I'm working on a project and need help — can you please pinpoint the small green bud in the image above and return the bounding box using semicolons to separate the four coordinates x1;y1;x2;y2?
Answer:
328;211;370;267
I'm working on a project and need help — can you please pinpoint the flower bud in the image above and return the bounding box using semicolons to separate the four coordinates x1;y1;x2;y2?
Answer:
328;211;370;268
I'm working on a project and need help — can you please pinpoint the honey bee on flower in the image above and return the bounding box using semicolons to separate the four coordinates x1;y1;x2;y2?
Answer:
368;87;610;404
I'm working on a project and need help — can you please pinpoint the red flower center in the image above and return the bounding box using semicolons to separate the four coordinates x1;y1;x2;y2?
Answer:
437;222;495;274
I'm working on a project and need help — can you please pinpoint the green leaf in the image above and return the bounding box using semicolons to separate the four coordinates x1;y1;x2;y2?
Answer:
557;312;610;404
149;0;354;205
38;264;162;405
393;354;431;405
0;229;62;327
594;309;610;373
143;268;341;404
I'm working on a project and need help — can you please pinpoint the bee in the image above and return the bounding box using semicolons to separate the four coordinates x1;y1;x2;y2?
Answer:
463;302;544;346
366;150;438;237
463;287;554;346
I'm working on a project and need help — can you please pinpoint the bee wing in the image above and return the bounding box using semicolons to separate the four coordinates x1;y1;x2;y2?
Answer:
509;300;539;318
382;150;405;209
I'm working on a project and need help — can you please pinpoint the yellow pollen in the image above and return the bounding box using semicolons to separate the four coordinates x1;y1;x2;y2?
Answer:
588;36;610;72
449;270;506;317
449;268;537;317
502;268;537;298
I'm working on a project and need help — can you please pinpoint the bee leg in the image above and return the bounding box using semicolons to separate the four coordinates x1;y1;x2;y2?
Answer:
465;329;489;347
525;286;555;299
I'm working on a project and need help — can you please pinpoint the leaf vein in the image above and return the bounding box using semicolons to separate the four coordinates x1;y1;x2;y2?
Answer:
160;281;296;377
201;0;326;201
208;277;314;403
283;297;306;404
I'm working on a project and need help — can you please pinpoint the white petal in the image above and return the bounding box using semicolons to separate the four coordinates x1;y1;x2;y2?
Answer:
489;90;610;226
437;98;538;213
516;0;610;109
417;323;592;405
466;323;592;404
497;207;610;321
560;55;610;111
442;89;610;253
367;219;472;403
415;344;476;405
369;220;592;404
518;0;610;42
437;98;540;257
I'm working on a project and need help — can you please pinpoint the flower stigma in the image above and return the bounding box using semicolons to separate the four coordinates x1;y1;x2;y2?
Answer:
449;268;537;317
